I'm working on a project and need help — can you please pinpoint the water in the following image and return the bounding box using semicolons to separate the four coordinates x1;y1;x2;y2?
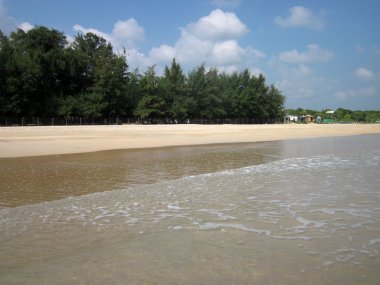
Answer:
1;135;380;284
0;143;284;208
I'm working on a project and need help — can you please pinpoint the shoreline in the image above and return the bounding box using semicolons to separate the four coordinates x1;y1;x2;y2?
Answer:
1;124;380;158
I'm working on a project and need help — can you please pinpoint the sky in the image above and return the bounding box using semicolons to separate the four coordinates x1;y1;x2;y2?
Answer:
1;0;380;110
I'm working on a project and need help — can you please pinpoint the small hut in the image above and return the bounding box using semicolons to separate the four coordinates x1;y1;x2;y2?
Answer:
284;115;298;123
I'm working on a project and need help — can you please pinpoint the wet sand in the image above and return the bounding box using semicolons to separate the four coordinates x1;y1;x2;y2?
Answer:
1;124;379;158
1;135;379;208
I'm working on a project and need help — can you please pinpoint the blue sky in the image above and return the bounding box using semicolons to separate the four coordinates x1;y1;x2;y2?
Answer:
1;0;379;110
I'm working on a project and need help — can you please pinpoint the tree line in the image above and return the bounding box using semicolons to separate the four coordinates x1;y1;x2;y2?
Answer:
0;26;285;122
286;108;380;123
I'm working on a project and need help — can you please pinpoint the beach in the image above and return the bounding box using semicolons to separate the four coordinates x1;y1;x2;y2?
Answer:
1;126;380;284
1;134;380;284
1;124;380;158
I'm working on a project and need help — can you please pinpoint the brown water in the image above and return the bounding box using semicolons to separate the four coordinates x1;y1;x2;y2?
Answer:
0;142;285;208
1;135;380;284
1;135;378;208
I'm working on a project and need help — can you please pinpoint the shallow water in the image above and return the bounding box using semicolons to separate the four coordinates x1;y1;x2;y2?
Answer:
1;135;380;284
0;142;284;208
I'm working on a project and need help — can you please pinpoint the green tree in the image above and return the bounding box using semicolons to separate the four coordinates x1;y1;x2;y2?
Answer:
0;31;12;115
342;113;352;122
187;64;207;118
199;68;225;118
1;25;288;123
66;33;130;118
124;69;142;117
58;93;106;118
163;58;195;118
5;27;68;116
335;108;352;121
266;85;285;119
133;66;165;119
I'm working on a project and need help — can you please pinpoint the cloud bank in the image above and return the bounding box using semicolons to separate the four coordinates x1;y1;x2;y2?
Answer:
275;6;325;31
278;44;333;64
71;9;264;74
335;86;377;100
355;67;375;80
149;9;264;73
73;18;145;49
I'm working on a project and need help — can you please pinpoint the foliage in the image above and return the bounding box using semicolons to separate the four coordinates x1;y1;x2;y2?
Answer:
1;25;286;122
286;108;380;123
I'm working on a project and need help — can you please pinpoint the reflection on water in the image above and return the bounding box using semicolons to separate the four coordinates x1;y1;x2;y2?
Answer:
0;135;380;284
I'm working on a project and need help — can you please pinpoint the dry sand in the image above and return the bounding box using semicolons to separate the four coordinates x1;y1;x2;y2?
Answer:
0;124;379;158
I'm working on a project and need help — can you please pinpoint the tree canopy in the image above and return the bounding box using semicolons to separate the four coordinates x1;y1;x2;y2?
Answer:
0;26;286;122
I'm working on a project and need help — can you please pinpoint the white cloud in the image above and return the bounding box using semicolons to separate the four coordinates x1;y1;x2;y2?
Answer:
275;79;314;99
249;66;263;77
73;18;145;50
275;6;325;31
278;44;333;64
186;9;248;41
275;76;339;109
149;44;177;63
73;24;114;43
270;53;338;107
335;86;377;100
66;35;75;45
72;22;150;70
355;45;380;55
112;18;145;47
270;56;314;79
174;29;213;64
210;0;241;8
297;64;313;76
210;40;243;65
125;48;150;70
18;22;34;32
355;67;375;80
152;9;263;71
70;10;263;73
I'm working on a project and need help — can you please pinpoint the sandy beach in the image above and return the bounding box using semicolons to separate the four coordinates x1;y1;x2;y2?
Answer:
1;124;380;158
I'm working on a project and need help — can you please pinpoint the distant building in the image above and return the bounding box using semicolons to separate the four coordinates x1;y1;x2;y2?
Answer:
305;115;313;124
284;115;298;123
324;110;336;123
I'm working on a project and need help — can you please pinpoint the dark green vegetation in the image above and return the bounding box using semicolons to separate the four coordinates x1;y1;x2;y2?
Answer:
286;108;380;123
0;26;285;123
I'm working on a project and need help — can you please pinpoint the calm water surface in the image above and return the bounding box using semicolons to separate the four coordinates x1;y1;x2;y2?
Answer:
0;142;284;208
0;135;380;284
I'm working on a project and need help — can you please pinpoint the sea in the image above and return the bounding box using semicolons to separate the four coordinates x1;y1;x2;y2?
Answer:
0;134;380;284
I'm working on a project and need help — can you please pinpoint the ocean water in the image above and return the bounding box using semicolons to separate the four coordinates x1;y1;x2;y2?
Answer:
0;135;380;284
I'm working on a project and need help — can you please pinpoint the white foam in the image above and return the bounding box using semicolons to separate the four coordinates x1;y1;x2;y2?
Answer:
312;208;336;215
197;209;238;221
198;222;271;236
369;238;380;245
296;217;326;228
167;203;181;210
1;146;380;275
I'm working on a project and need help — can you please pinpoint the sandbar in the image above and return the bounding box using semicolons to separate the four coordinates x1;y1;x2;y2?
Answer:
0;124;379;158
